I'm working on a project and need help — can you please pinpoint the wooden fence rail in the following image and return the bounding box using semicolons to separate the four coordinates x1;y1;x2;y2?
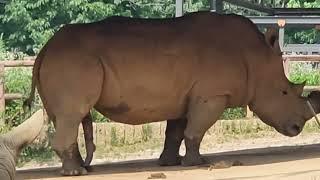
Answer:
76;117;320;149
0;55;320;119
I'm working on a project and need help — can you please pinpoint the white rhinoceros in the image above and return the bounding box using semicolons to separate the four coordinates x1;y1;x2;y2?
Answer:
23;11;320;176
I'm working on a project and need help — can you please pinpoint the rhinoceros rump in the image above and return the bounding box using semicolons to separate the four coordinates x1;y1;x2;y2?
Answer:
24;11;320;176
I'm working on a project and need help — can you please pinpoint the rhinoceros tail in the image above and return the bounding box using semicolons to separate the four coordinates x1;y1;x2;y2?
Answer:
23;45;48;113
82;113;96;169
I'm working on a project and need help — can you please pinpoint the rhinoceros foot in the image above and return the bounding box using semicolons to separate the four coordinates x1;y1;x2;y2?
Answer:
60;167;88;176
181;155;209;166
58;143;88;176
60;155;87;176
158;153;182;166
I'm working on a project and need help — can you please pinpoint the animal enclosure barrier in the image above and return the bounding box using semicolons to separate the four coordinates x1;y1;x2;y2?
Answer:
0;57;35;124
77;117;320;149
0;55;319;121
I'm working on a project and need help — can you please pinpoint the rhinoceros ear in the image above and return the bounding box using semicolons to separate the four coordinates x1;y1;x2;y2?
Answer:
264;27;281;55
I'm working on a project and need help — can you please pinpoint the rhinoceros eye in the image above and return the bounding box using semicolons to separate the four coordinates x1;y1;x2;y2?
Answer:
282;90;288;95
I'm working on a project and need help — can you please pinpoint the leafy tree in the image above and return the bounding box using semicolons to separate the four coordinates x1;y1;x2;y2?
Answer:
0;0;319;54
1;0;119;54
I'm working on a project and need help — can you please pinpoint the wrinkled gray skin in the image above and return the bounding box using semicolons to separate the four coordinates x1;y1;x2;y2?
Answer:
0;109;45;180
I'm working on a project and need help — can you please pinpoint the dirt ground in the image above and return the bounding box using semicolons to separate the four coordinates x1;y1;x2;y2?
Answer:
17;134;320;180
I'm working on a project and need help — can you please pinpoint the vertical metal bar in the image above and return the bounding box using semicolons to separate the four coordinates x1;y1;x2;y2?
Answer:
210;0;223;13
210;0;216;12
278;27;285;51
278;27;289;78
175;0;184;17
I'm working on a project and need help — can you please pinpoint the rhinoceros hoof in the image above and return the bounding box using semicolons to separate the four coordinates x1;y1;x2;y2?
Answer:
84;165;94;172
181;155;208;166
158;154;182;166
60;167;88;176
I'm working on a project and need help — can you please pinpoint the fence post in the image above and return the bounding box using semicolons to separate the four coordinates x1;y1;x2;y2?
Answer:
0;63;5;125
283;59;289;78
246;106;254;118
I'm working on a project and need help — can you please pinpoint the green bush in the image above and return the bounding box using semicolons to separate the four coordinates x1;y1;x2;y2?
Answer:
289;62;320;85
221;107;246;120
4;68;33;126
91;109;109;123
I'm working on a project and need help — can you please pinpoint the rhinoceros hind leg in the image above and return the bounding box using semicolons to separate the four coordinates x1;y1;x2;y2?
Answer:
181;96;227;166
158;118;187;166
52;115;87;176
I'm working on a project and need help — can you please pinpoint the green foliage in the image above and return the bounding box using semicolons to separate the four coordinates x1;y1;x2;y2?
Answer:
285;0;320;44
287;0;320;8
18;145;55;167
221;107;246;120
4;68;33;126
0;33;5;53
1;0;319;55
285;28;320;44
289;62;320;85
141;124;152;141
91;109;109;123
110;126;119;146
0;0;119;54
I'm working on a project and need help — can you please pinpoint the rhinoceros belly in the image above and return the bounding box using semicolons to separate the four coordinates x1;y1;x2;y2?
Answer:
95;101;186;125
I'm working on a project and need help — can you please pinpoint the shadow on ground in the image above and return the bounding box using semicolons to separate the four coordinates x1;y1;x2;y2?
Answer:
17;143;320;179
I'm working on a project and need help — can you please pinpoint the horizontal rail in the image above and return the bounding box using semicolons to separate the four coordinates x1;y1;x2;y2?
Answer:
4;93;24;100
248;15;320;26
273;8;320;16
304;86;320;93
283;44;320;54
282;55;320;62
0;60;35;67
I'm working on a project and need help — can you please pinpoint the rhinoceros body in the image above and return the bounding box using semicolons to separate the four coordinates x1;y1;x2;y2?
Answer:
25;11;320;176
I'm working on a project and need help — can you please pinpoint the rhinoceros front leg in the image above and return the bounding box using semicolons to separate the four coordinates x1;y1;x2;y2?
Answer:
181;95;227;166
158;118;187;166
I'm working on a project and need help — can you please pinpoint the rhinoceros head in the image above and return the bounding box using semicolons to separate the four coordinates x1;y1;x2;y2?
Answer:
0;109;45;180
248;28;320;137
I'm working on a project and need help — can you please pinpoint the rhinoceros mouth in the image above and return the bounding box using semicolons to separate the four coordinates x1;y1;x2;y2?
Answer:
284;124;302;137
273;121;303;137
